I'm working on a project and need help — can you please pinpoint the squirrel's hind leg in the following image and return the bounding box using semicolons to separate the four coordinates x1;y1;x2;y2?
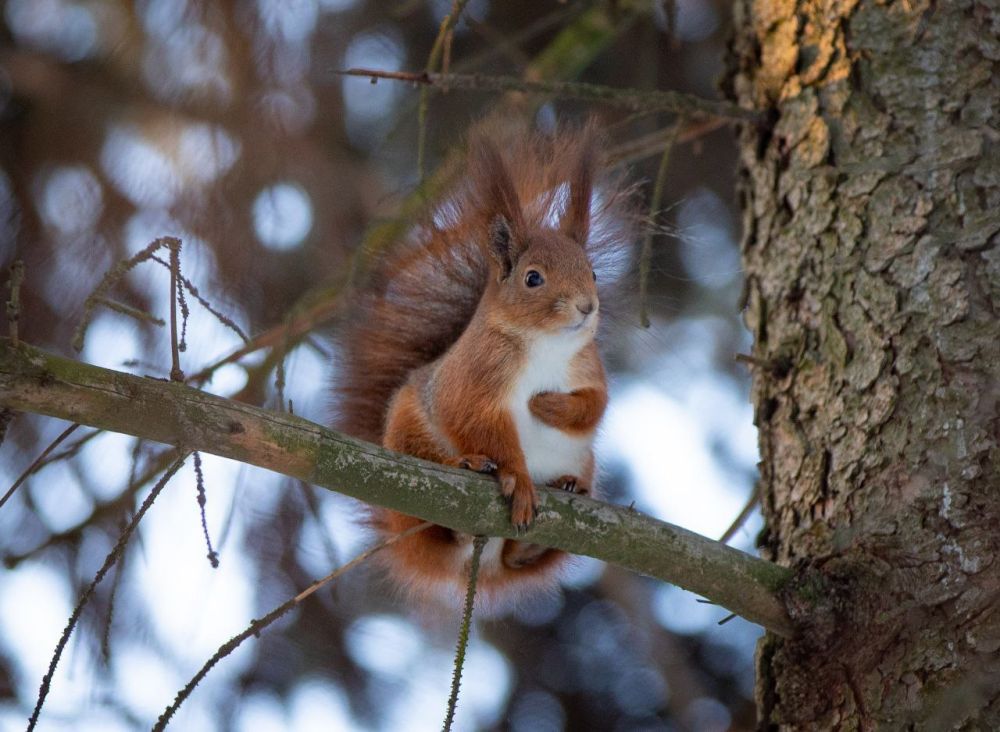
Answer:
385;383;499;477
383;383;453;462
446;455;498;474
502;541;552;568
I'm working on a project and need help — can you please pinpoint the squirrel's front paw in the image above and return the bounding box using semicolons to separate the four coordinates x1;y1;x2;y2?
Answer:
450;454;498;474
499;472;537;533
546;474;589;496
528;391;565;425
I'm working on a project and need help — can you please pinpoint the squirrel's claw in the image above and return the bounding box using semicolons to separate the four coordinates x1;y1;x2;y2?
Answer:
454;454;498;474
547;474;588;496
499;471;537;532
509;490;538;533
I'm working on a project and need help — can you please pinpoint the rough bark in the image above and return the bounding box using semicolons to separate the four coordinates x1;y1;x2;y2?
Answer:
729;0;1000;728
0;339;794;636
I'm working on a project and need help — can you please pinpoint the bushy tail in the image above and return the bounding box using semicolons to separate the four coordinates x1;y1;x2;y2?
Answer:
332;119;638;443
331;223;489;442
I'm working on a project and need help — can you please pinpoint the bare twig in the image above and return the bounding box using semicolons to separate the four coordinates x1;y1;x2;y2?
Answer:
6;259;24;345
34;427;102;470
72;238;167;352
153;521;433;731
27;452;188;731
192;452;218;568
273;313;292;411
4;445;177;569
339;68;758;121
167;238;184;382
639;122;681;327
608;117;728;168
459;4;577;73
150;254;249;344
0;423;80;511
185;293;340;386
175;272;189;354
92;297;166;327
719;485;761;545
100;535;127;665
418;0;472;180
442;534;486;732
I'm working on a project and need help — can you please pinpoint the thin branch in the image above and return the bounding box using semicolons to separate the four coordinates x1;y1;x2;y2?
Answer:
458;4;577;73
0;423;80;511
4;445;178;569
607;117;728;168
100;541;126;665
153;521;432;731
149;255;249;344
443;534;486;732
72;238;167;352
0;339;795;636
192;452;218;568
639;122;681;328
27;452;188;731
338;68;758;121
167;238;184;382
418;0;472;181
719;485;760;545
185;291;341;386
6;259;24;345
92;297;166;327
273;312;292;412
34;427;102;471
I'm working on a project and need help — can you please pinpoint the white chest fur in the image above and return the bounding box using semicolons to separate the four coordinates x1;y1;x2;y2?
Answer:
508;332;594;483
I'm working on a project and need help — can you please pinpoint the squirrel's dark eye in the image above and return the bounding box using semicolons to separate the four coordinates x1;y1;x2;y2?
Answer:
592;270;597;282
525;270;544;288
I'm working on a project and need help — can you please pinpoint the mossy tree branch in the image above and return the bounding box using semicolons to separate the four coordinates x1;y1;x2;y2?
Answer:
0;339;795;637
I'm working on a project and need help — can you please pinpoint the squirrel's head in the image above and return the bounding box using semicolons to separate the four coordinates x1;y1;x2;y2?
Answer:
469;132;600;339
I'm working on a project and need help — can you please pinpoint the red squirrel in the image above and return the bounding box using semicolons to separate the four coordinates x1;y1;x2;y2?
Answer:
334;121;635;609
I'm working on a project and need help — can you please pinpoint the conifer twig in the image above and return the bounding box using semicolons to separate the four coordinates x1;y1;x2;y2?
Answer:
167;238;185;382
192;452;218;567
442;535;486;732
153;521;432;731
72;239;166;352
27;452;188;731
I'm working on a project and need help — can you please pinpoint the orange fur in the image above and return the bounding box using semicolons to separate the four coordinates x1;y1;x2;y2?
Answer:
333;120;636;609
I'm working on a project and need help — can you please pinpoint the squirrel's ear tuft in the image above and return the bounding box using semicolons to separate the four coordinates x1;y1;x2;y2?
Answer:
468;134;526;256
489;215;515;280
560;129;597;246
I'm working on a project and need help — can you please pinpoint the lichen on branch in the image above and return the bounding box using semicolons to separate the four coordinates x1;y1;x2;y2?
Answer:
0;338;794;636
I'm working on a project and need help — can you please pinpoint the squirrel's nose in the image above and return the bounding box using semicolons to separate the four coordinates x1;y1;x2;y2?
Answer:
576;299;597;316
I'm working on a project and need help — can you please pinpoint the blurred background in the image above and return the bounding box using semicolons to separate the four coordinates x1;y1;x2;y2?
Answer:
0;1;763;730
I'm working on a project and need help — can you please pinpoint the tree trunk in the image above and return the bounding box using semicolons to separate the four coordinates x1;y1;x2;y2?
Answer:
728;0;1000;728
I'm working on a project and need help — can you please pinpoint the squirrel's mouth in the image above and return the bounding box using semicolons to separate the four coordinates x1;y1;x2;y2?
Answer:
565;311;597;332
